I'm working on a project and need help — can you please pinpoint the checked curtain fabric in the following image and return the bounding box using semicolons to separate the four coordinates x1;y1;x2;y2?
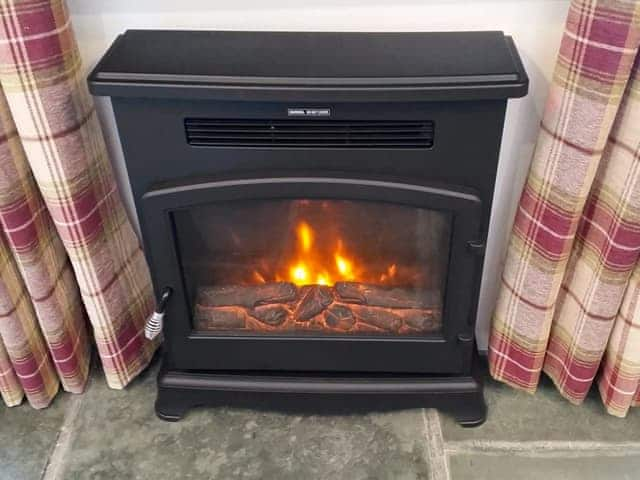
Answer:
0;0;158;409
490;0;640;417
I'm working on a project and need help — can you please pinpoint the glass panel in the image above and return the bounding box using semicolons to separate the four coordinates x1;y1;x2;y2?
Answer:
173;199;450;336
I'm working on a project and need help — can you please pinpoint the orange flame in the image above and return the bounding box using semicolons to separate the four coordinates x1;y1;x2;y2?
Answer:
297;222;313;253
267;220;394;287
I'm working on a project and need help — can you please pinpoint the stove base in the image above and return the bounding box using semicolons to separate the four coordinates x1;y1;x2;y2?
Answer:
155;364;486;427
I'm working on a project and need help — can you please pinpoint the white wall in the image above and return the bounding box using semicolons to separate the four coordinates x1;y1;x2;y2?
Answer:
68;0;570;351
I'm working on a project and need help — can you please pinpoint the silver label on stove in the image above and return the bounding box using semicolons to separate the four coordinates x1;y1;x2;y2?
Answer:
287;108;331;117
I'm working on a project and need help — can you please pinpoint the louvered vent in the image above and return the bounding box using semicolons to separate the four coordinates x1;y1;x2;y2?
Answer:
185;118;434;149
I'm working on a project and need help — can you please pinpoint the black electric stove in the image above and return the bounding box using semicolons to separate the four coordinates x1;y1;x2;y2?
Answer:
89;30;527;426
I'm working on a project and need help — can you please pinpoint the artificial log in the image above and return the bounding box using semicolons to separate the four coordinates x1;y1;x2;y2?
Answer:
347;304;403;331
294;285;333;322
194;282;442;334
401;309;440;332
323;303;357;331
250;304;290;326
335;282;439;309
353;323;386;333
194;305;247;329
196;282;298;308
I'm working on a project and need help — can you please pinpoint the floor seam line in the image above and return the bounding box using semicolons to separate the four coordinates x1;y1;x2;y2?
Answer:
445;439;640;457
40;391;86;480
39;418;64;480
422;408;451;480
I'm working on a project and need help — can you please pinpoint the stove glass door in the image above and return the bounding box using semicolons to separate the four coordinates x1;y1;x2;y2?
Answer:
173;199;450;336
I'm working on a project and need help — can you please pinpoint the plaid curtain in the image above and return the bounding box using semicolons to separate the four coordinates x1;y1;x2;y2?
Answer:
0;0;158;408
490;0;640;418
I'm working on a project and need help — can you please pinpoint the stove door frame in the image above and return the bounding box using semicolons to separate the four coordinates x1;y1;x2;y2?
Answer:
142;176;482;374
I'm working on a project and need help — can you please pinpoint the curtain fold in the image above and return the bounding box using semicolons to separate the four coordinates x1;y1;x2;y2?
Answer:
544;52;640;408
0;0;158;409
490;0;640;417
599;259;640;415
0;81;90;399
0;233;59;407
0;333;22;406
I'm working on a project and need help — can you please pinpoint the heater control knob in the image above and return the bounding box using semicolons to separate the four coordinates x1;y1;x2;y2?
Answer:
144;287;172;341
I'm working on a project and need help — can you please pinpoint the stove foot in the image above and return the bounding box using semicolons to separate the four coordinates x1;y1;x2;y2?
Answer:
452;398;487;428
155;378;195;422
155;395;190;422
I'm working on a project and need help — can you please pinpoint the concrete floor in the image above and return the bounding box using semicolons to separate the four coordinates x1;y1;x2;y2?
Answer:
2;358;640;480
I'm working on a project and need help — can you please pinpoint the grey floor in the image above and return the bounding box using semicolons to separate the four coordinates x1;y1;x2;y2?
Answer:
2;357;640;480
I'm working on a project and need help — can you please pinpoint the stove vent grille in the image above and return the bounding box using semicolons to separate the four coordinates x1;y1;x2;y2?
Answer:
185;118;434;149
